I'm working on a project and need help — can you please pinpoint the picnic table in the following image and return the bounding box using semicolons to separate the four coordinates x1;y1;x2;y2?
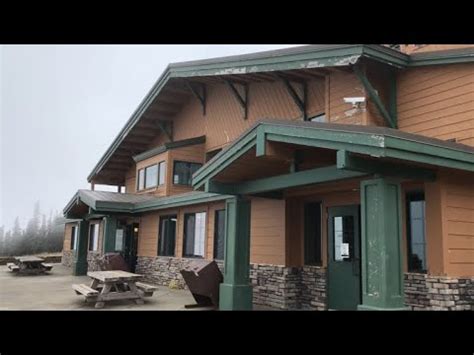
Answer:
7;256;53;274
72;270;158;309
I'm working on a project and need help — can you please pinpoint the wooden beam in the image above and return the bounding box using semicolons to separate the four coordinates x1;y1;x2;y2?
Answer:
205;165;366;195
156;120;173;142
225;80;249;119
353;64;397;128
280;75;307;120
336;150;436;181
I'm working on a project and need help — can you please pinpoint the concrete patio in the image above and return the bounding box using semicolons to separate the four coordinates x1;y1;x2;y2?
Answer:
0;264;196;310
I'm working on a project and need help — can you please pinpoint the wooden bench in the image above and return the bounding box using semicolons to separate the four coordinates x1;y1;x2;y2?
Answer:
7;263;19;272
41;263;53;271
136;282;158;297
72;284;99;300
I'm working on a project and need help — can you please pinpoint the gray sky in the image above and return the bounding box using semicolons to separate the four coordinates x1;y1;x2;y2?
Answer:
0;45;297;230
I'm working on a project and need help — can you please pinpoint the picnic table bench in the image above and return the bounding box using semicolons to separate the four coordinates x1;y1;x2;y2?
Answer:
7;256;53;275
72;270;158;309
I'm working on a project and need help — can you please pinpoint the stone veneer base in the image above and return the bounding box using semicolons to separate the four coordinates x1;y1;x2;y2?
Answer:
87;252;102;272
62;250;74;267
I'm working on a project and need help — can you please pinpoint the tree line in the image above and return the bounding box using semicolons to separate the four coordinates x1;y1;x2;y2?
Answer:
0;201;65;257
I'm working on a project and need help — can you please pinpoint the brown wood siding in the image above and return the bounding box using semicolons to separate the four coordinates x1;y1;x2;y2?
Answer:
63;223;75;250
401;45;474;54
170;79;325;152
398;63;474;146
250;197;286;265
327;71;366;125
125;165;136;193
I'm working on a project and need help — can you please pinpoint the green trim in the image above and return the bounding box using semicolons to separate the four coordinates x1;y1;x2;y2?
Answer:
336;150;436;181
206;166;366;195
409;47;474;67
103;216;117;253
72;220;89;276
133;136;206;163
219;197;252;310
353;65;397;128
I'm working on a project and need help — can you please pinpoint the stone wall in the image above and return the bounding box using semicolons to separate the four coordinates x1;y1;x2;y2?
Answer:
62;250;74;267
87;252;102;272
136;256;327;310
404;273;474;310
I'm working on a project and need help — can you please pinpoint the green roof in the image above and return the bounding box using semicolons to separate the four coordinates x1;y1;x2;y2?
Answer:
63;189;231;217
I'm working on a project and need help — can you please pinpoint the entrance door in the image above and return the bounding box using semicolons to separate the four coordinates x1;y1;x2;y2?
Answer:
327;205;361;310
123;223;139;272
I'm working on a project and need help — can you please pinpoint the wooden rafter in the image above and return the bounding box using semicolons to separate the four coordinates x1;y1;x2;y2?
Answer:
280;75;307;120
156;120;173;142
225;79;249;120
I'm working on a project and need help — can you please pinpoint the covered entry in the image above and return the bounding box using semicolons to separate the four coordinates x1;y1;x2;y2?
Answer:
192;119;474;310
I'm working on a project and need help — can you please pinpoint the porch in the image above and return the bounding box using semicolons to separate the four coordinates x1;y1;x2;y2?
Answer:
193;119;474;310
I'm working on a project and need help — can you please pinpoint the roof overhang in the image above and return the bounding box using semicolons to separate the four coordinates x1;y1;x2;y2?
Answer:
87;45;474;185
192;119;474;191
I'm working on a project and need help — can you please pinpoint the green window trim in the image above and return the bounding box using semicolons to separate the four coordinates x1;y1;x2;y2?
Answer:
213;209;226;260
158;215;177;257
406;191;427;273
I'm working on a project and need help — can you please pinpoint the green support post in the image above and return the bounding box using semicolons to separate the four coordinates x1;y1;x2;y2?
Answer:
72;220;89;276
219;197;253;310
358;178;407;310
103;216;117;253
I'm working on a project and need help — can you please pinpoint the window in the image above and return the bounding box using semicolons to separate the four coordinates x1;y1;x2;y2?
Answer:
115;228;124;251
173;161;203;186
138;169;145;190
88;223;99;251
145;164;158;189
183;212;206;258
304;202;322;265
158;161;166;185
406;192;427;272
309;113;326;123
137;161;166;191
70;225;78;250
158;215;177;256
213;210;226;260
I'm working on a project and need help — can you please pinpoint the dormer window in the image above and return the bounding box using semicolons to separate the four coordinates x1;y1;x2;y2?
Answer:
137;161;166;191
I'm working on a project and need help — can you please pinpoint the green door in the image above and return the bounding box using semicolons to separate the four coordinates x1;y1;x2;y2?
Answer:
328;205;361;310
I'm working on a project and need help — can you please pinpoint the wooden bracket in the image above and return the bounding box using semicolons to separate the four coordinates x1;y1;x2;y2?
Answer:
186;81;206;115
225;80;249;119
156;120;173;142
281;76;307;120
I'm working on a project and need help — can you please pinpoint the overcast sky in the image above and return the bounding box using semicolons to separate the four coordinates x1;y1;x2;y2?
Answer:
0;45;297;230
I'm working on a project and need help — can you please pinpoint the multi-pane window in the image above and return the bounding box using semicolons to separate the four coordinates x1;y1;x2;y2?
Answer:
183;212;206;258
173;161;203;186
158;215;177;256
213;210;226;260
115;228;124;251
407;192;427;272
70;225;78;250
137;161;166;191
88;223;99;251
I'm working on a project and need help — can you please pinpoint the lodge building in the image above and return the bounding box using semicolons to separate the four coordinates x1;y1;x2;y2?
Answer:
62;45;474;310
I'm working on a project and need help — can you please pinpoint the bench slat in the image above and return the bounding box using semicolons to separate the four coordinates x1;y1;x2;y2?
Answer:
72;284;99;297
136;282;158;292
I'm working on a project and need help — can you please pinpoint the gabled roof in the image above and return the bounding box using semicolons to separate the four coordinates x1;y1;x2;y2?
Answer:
87;44;474;185
192;119;474;189
63;189;231;216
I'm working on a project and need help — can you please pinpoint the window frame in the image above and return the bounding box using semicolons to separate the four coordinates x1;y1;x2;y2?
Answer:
172;160;203;186
137;161;166;191
406;191;427;273
88;223;99;252
183;211;207;258
213;209;226;260
70;225;78;250
304;202;322;266
158;215;177;257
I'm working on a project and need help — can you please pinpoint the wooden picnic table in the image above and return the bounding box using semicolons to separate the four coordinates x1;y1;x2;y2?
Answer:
72;270;157;309
7;256;53;274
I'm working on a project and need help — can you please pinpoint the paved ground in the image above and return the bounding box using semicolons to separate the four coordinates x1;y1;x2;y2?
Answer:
0;264;196;310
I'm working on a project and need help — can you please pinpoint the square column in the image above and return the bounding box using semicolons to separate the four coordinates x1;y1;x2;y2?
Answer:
103;216;117;253
219;197;253;310
359;178;407;310
72;220;89;276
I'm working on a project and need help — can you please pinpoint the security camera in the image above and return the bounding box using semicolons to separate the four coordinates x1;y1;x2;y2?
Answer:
344;97;366;108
